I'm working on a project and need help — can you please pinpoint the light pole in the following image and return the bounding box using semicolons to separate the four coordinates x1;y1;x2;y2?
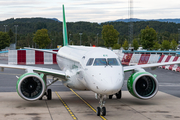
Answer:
4;25;8;32
129;0;133;46
79;33;83;45
97;33;99;46
14;25;18;48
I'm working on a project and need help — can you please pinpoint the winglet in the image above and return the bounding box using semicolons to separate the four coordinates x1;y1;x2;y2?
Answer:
62;5;68;46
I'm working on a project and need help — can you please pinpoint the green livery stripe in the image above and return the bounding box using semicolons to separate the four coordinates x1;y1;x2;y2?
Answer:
62;5;68;46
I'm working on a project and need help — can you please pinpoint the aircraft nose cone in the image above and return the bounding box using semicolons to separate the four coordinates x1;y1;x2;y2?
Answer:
97;77;122;95
89;67;124;95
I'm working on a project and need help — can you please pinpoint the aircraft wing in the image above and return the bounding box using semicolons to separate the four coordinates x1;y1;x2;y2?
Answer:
25;47;80;63
0;64;66;80
123;61;180;72
24;47;58;54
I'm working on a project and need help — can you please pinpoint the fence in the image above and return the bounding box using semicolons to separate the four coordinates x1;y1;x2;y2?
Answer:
8;50;58;65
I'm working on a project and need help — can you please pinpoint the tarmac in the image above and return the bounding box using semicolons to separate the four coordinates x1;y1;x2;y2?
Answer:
0;91;180;120
0;56;180;120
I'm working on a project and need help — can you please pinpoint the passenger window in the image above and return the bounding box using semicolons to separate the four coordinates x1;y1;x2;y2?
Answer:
107;58;120;66
93;58;107;66
86;58;94;66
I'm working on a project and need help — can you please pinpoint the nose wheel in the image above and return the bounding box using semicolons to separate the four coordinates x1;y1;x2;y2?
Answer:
97;106;106;116
96;94;106;116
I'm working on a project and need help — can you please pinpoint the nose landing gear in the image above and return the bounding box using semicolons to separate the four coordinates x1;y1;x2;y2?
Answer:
95;94;106;116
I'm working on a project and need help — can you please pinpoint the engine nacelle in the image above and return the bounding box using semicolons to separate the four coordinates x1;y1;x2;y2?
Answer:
127;72;158;100
16;73;46;101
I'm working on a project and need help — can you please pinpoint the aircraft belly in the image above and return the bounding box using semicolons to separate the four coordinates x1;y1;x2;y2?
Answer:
62;76;89;90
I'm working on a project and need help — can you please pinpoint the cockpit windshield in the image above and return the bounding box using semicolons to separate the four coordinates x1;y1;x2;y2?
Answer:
107;58;120;66
93;58;107;66
86;58;94;66
86;58;120;66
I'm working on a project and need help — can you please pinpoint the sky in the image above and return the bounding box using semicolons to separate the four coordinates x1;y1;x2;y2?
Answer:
0;0;180;23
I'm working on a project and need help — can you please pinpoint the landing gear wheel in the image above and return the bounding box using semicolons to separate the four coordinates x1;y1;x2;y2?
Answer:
97;107;100;116
101;107;106;116
47;89;52;100
109;95;113;99
116;90;121;99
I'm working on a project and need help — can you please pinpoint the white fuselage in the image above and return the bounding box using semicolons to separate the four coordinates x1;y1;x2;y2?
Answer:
56;46;124;95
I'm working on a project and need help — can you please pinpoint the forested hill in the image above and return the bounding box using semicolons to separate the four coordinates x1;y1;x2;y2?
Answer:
1;17;180;35
0;18;62;34
0;17;180;48
111;18;180;24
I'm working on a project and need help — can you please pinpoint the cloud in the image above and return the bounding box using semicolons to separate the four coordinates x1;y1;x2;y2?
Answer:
0;0;180;22
0;0;42;6
77;0;126;5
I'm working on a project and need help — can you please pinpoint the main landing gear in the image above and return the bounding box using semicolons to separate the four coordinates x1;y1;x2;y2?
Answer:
39;89;52;100
109;90;121;99
95;94;106;116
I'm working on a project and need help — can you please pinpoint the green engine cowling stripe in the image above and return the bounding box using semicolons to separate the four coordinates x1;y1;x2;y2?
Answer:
16;73;46;98
127;72;156;98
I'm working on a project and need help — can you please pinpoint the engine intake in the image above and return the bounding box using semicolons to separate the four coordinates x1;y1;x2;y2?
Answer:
127;72;158;99
16;73;46;101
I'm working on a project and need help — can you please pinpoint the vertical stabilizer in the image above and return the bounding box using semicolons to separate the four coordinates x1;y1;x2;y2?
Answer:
62;5;68;46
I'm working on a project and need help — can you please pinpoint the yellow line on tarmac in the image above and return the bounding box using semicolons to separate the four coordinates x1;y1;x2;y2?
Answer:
55;91;78;120
70;89;107;120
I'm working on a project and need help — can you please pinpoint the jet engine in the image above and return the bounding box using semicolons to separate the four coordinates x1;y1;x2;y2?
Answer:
127;72;158;99
16;73;46;101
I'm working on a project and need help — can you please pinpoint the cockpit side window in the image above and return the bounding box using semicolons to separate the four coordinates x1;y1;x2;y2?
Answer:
107;58;120;66
86;58;94;66
93;58;107;66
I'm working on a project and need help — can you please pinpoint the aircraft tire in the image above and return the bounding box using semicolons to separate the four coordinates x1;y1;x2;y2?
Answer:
97;107;100;116
101;107;106;116
47;89;52;100
116;90;121;99
109;95;113;99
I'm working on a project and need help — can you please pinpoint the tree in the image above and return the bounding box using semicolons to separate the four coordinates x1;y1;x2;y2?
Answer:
33;29;51;48
122;40;129;50
113;44;121;49
132;39;139;50
140;26;157;50
170;39;178;50
35;22;47;30
153;42;161;50
26;33;33;47
0;32;10;50
82;33;89;46
102;24;119;48
161;40;170;50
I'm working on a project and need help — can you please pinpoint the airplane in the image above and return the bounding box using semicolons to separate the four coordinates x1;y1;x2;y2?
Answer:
1;5;180;116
